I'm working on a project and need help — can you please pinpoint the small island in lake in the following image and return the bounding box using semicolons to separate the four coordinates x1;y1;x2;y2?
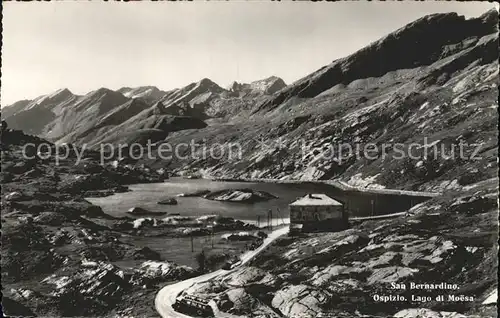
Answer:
127;207;167;216
203;188;278;203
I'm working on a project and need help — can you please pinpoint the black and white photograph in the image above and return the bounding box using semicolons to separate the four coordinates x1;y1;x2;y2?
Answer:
1;1;499;317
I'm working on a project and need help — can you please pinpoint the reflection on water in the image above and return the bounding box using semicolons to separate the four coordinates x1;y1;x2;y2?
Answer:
86;178;337;223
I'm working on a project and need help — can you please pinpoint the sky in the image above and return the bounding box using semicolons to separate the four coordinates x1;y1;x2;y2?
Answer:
1;1;497;105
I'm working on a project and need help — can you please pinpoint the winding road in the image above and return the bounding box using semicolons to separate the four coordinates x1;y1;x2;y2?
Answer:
155;226;289;318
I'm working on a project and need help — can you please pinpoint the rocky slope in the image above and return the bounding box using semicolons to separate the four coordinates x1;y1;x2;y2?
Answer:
0;123;260;317
3;88;79;136
227;76;287;97
254;11;498;113
139;10;498;195
85;102;208;148
184;180;498;317
0;125;195;317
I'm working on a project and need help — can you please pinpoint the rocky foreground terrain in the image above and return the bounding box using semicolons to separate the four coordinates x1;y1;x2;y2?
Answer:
1;126;178;317
182;180;498;317
1;8;499;318
0;126;250;317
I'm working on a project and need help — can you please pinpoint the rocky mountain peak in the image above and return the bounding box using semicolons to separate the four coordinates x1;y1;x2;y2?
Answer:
479;8;499;25
119;86;159;96
196;78;223;92
82;88;128;106
117;86;166;103
92;87;116;96
227;81;244;92
31;88;75;108
250;76;287;94
48;88;73;99
226;76;287;96
255;10;498;113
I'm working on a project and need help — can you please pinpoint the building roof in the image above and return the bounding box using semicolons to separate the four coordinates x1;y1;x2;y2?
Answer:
289;194;343;206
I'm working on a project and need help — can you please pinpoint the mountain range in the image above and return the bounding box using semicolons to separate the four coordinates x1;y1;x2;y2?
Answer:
2;76;287;146
2;9;498;193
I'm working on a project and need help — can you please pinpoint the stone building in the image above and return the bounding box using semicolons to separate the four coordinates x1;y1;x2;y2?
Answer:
289;194;347;233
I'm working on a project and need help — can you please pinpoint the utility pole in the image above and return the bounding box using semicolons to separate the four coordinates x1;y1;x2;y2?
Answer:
191;234;194;253
277;207;285;225
268;209;273;231
257;215;260;228
267;210;269;230
211;227;214;249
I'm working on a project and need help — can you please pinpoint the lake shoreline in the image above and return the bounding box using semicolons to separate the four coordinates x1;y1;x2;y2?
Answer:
88;176;438;226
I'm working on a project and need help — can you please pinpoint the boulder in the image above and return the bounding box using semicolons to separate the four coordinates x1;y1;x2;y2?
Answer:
272;284;331;317
225;288;257;313
310;265;365;287
132;247;162;261
41;261;130;315
182;228;211;236
366;266;419;285
185;280;227;296
33;212;69;226
126;207;166;216
157;197;178;205
4;191;25;201
134;260;195;282
224;266;278;287
214;287;280;316
176;189;211;197
394;308;477;318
